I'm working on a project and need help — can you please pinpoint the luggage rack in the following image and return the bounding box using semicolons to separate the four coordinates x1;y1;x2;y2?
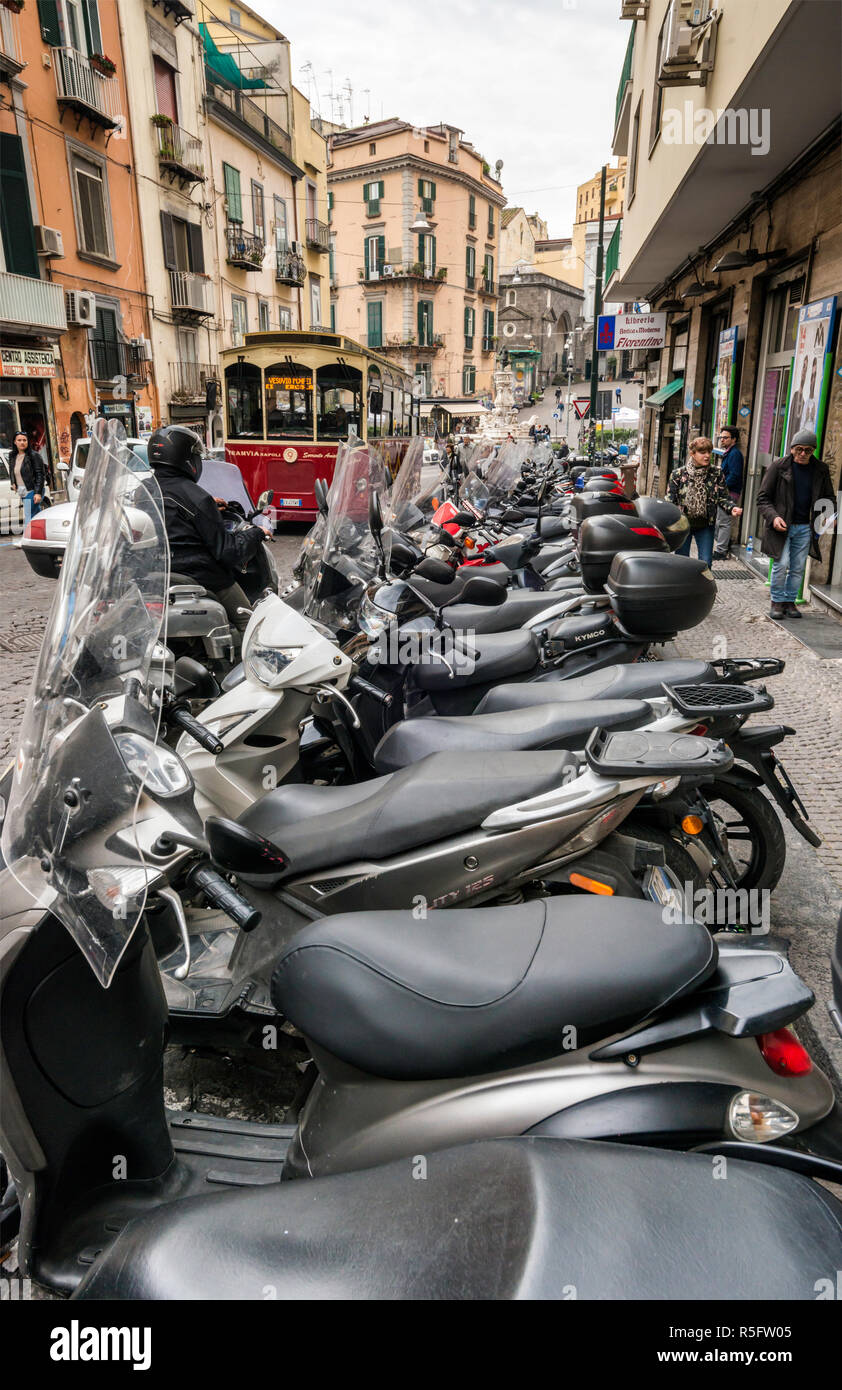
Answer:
663;683;774;718
585;727;734;778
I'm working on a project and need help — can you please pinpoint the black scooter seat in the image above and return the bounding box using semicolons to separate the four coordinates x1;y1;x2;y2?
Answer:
271;897;716;1079
238;750;575;876
475;659;717;713
445;588;575;633
373;698;651;773
74;1135;842;1301
415;628;539;691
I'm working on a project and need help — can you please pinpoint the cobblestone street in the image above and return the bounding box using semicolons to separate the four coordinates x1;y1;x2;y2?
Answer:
1;538;840;1103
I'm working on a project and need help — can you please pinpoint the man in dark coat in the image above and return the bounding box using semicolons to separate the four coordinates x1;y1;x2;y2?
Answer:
756;428;834;619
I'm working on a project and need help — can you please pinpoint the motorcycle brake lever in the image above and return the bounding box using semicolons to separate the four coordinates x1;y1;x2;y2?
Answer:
157;886;191;980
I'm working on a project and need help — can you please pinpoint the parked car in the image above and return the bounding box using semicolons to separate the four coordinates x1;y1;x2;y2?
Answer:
0;452;53;531
64;436;149;502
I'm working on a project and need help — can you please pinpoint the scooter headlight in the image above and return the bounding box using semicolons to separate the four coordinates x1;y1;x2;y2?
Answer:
358;594;392;641
243;618;302;687
114;732;191;797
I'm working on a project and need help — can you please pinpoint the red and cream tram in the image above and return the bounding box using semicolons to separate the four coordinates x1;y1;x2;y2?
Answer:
221;331;420;522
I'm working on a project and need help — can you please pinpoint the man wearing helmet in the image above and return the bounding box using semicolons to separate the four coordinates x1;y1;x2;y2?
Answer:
147;425;265;630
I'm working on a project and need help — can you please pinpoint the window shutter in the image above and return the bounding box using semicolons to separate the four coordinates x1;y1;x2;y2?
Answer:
364;239;369;277
429;180;436;201
187;221;205;273
0;134;39;278
417;300;423;342
464;307;469;336
223;164;242;223
160;210;176;271
362;182;370;203
36;0;61;46
377;235;385;269
430;235;436;273
82;0;102;56
417;233;424;265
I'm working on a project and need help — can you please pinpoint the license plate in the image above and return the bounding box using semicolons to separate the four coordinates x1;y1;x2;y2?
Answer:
280;497;302;507
643;865;685;914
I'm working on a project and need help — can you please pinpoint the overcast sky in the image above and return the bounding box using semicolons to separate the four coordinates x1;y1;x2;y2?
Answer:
261;0;630;236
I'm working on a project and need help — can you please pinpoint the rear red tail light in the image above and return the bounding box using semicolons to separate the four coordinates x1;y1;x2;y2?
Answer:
629;526;663;537
757;1028;812;1076
689;723;708;736
25;517;47;541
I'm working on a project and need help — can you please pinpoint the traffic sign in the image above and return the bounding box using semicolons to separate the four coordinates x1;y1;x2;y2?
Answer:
573;399;590;420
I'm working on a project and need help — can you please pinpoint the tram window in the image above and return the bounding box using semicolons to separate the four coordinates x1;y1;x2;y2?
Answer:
225;362;263;439
265;361;314;439
317;362;362;440
393;385;405;437
367;365;382;438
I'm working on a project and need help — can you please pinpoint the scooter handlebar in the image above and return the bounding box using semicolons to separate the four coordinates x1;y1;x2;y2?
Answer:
186;863;262;933
168;705;224;755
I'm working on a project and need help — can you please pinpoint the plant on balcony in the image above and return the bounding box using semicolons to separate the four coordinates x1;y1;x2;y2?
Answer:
435;267;447;280
249;248;264;266
2;0;25;13
159;142;177;161
89;53;117;76
410;261;424;277
482;160;490;175
152;113;173;128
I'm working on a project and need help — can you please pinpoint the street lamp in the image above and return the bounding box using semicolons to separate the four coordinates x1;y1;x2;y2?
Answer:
409;210;433;234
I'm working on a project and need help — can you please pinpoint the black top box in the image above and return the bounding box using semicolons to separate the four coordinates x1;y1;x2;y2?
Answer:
579;514;669;594
604;552;716;637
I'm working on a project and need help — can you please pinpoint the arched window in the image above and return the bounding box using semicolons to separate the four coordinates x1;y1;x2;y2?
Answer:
316;361;362;439
264;362;314;439
506;288;517;307
225;361;263;439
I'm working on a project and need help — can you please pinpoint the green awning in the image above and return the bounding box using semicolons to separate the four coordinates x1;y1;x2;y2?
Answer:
200;23;266;90
645;377;684;409
507;348;542;359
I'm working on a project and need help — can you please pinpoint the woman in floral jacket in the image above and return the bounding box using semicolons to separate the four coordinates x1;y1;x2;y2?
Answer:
667;436;742;565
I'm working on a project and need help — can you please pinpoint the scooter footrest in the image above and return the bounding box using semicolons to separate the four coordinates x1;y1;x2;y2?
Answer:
713;657;786;682
663;682;774;718
585;727;735;778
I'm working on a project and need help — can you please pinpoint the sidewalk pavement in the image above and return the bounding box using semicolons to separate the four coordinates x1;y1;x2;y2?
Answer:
671;555;842;1090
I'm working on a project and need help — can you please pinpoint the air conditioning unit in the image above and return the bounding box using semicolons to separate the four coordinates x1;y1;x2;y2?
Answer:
381;264;394;278
659;1;720;86
34;225;65;258
65;290;96;327
131;337;153;361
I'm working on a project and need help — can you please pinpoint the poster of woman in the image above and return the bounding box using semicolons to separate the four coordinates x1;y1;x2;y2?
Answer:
712;326;738;441
783;297;837;452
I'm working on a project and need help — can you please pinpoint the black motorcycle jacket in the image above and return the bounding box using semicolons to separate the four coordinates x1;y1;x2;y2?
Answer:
154;465;264;591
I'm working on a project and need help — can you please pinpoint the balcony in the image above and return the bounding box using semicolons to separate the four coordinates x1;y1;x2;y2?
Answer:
169;270;213;317
149;0;194;23
276;248;306;286
381;334;444;355
90;337;147;383
169;360;218;402
305;219;330;253
226;223;265;271
360;263;447;288
0;4;24;78
468;213;477;230
620;1;647;16
153;118;205;187
613;22;636;156
0;271;66;336
482;337;496;353
52;47;121;132
478;278;497;298
205;76;292;162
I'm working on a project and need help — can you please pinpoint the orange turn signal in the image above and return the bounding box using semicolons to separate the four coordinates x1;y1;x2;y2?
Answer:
431;497;439;510
681;815;704;835
569;873;614;895
463;535;475;549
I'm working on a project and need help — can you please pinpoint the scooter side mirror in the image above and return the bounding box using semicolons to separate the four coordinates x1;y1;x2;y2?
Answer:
206;815;288;882
450;511;477;527
369;487;384;540
173;656;221;701
443;576;506;609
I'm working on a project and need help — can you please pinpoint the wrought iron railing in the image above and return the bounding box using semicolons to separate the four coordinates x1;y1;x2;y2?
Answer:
52;46;120;125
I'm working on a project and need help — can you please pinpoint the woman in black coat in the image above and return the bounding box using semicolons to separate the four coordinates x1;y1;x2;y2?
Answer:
7;431;45;520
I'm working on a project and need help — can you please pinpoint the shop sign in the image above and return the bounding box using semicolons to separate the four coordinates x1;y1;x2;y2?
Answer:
598;313;667;351
0;347;57;378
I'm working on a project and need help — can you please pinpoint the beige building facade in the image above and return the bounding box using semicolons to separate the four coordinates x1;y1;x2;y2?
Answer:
328;120;506;398
609;0;842;605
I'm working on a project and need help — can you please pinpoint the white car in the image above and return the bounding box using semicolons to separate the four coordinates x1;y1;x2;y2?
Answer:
64;436;149;502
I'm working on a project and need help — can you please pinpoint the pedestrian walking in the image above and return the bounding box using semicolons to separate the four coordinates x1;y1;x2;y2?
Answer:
756;428;834;619
7;430;45;526
667;436;742;567
713;425;744;559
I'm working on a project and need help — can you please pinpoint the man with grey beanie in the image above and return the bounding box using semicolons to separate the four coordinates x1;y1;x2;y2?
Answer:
757;428;834;619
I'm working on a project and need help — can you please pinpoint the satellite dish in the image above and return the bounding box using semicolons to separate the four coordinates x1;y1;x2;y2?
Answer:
495;159;503;176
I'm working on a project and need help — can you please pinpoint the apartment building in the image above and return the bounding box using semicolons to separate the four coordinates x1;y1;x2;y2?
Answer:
0;0;157;480
608;0;842;607
328;120;506;399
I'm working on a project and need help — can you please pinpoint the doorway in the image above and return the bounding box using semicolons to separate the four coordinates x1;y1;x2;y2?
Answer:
743;269;806;546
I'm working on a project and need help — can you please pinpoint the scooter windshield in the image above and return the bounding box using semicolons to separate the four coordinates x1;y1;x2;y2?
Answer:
384;434;463;559
304;433;391;627
1;419;169;987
